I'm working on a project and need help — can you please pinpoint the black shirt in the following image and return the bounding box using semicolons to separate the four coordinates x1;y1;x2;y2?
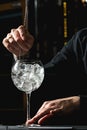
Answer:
31;28;87;125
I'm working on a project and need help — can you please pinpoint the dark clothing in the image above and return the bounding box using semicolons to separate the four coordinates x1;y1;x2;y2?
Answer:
31;28;87;125
44;28;87;101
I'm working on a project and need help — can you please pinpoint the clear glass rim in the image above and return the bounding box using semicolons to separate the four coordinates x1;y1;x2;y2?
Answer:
16;59;44;65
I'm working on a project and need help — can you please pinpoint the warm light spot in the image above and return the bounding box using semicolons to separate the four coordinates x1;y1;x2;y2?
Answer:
81;0;87;3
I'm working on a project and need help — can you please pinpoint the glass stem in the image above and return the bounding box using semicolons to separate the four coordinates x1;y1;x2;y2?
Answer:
26;93;31;120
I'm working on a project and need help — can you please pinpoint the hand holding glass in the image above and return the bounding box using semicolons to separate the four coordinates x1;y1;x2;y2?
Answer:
11;59;44;125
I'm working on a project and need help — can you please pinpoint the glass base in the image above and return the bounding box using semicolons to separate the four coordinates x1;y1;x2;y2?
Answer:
29;124;41;127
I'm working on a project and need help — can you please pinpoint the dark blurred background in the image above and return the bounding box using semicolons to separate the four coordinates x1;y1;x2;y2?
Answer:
0;0;87;125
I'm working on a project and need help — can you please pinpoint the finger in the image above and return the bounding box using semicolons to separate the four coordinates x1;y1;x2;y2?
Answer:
6;33;18;46
38;113;53;125
26;114;42;125
36;102;48;114
25;112;52;126
7;33;13;39
2;38;21;56
38;107;63;125
17;25;28;40
25;112;46;125
17;25;34;50
11;28;21;42
11;28;29;52
26;119;34;126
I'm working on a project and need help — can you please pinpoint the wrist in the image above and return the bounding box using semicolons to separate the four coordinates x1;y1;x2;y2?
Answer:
72;96;80;110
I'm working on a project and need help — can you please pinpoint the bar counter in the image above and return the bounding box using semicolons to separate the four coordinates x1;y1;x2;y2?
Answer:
0;125;87;130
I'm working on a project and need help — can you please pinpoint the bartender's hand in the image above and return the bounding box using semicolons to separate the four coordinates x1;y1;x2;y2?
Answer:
26;96;80;125
2;25;34;57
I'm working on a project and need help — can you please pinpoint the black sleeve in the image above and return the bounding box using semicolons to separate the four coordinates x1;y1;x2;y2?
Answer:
44;27;87;74
44;28;87;118
30;28;87;125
